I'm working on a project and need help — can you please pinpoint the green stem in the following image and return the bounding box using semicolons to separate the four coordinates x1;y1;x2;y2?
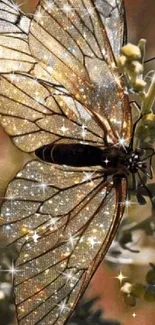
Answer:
141;73;155;114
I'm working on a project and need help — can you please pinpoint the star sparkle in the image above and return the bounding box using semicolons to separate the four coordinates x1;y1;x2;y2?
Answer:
82;171;94;182
82;5;97;18
66;233;79;249
118;137;126;147
61;269;78;284
32;176;51;196
60;125;69;133
34;7;47;23
121;198;138;216
60;120;69;134
0;192;16;215
11;0;25;12
87;236;101;248
63;4;73;14
115;271;127;284
47;216;60;230
57;299;70;315
0;261;22;282
32;231;40;243
104;158;110;165
44;0;55;11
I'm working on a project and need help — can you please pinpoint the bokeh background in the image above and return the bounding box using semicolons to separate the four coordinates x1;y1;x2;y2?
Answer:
0;1;155;324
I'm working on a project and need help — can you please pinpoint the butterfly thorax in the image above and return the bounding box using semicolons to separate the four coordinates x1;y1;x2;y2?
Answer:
35;144;146;176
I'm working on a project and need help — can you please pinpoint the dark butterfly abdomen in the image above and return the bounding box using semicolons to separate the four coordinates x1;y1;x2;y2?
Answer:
35;144;120;168
35;143;103;167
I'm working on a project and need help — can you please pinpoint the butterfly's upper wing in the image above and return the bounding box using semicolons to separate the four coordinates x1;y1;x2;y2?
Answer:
0;0;125;73
95;0;126;55
28;0;131;143
0;0;131;150
1;159;127;325
0;73;105;152
0;0;36;73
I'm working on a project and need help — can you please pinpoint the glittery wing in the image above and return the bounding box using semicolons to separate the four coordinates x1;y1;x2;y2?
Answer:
95;0;126;56
0;2;130;324
28;0;131;143
0;160;127;324
0;0;36;73
0;0;131;144
0;73;105;152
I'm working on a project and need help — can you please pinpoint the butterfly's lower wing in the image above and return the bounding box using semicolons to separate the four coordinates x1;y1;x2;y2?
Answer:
0;73;105;152
0;159;127;325
0;0;36;73
29;0;131;143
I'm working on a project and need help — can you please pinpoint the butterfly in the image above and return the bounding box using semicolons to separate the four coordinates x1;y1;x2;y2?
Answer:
0;1;154;325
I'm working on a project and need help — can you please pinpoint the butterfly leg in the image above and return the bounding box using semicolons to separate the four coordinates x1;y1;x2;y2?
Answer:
137;171;155;208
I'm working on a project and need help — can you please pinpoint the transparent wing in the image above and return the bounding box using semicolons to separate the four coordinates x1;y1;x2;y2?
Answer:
0;160;127;325
0;73;105;152
95;0;126;56
28;0;131;142
0;2;130;324
0;0;36;73
0;0;132;145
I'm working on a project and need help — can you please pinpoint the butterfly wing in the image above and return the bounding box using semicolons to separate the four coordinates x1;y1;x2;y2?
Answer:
95;0;126;56
0;73;129;325
0;73;105;152
0;1;131;324
1;160;127;324
28;0;131;143
0;0;36;73
0;0;131;149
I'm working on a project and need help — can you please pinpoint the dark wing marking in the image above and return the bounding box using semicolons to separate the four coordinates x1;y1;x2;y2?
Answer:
0;0;36;72
28;0;131;143
0;73;105;152
0;160;127;324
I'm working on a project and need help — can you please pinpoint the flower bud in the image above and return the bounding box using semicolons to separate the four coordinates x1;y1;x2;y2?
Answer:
142;113;155;125
134;78;146;92
121;43;141;60
121;282;132;294
130;61;144;75
117;55;127;69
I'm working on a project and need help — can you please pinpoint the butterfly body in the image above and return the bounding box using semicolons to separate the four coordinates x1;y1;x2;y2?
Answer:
35;143;147;176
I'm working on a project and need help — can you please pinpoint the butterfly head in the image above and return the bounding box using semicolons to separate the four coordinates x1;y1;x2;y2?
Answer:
123;147;154;179
125;149;147;174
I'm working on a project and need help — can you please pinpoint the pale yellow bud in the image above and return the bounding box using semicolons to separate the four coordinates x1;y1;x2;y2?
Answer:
121;43;141;60
121;282;132;294
117;55;127;68
142;113;155;124
130;61;144;74
134;78;146;91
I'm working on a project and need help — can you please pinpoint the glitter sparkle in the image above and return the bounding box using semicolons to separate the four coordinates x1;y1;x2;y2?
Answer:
115;271;127;284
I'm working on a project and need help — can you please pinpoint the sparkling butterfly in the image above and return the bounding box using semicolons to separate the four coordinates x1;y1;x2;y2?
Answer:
0;1;154;325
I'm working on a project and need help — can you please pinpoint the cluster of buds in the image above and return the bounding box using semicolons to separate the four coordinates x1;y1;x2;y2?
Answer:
117;39;147;93
120;264;155;307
